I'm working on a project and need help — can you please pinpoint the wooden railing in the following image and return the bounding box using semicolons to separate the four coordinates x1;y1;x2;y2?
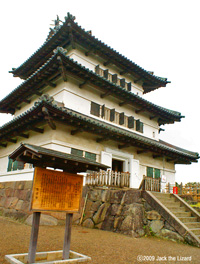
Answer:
86;170;130;188
139;176;161;192
166;182;200;202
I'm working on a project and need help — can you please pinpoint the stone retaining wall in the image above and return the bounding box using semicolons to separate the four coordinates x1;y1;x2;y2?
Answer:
0;180;86;224
81;187;184;243
0;181;32;220
0;181;185;244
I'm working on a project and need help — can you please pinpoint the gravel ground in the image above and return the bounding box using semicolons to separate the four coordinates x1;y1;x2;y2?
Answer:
0;216;200;264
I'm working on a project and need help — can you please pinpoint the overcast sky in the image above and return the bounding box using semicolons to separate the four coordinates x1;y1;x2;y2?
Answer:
0;0;199;183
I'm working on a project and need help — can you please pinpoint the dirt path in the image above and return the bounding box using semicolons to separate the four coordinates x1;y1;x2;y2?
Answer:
0;216;200;264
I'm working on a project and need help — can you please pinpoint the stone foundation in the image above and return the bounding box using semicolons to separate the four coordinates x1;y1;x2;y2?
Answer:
0;181;187;244
81;187;185;243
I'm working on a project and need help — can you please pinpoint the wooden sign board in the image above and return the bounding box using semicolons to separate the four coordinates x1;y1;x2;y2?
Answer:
30;167;83;213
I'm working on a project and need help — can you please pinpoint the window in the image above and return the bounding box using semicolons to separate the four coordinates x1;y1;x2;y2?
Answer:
95;65;132;91
7;158;24;172
90;102;100;117
71;148;83;157
147;167;161;178
90;102;143;133
85;152;96;161
136;119;144;133
71;148;96;161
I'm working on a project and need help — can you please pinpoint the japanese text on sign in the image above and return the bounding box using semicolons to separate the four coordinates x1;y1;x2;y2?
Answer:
30;167;83;212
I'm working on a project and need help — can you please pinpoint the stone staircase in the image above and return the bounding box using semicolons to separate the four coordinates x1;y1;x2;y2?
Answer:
142;191;200;247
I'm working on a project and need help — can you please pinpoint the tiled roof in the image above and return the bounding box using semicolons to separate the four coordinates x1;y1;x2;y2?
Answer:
0;97;199;164
10;13;169;93
9;142;109;172
0;48;183;125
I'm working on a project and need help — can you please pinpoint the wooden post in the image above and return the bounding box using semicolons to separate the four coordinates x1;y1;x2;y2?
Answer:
28;212;41;264
180;182;183;195
63;213;73;260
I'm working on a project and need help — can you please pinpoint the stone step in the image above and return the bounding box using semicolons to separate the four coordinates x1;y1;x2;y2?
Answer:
170;207;187;213
178;217;198;223
173;211;191;217
189;228;200;235
161;201;181;206
152;192;171;198
184;222;200;229
164;204;182;210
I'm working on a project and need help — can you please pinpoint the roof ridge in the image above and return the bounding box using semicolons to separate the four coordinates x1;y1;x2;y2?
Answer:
1;50;182;120
10;12;169;85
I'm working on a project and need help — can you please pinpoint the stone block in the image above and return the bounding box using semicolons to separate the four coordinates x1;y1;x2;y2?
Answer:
101;189;111;203
88;189;101;201
2;208;27;220
133;210;144;231
21;201;30;212
110;190;125;204
114;216;123;230
143;201;153;212
5;182;15;189
0;196;6;207
120;216;133;231
15;181;25;190
24;181;33;190
159;228;184;243
91;201;101;212
85;200;93;212
0;183;5;189
110;204;121;216
123;190;142;204
18;190;29;200
50;212;66;220
73;213;81;224
9;197;19;209
146;210;161;220
122;203;141;217
15;200;24;210
83;211;94;221
101;216;114;231
25;190;32;201
5;188;14;197
26;214;58;226
149;220;164;234
120;192;126;206
0;189;5;196
82;218;94;228
93;203;111;224
95;222;103;229
4;197;13;209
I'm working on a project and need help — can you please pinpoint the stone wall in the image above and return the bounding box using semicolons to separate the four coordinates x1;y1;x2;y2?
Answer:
0;181;32;220
0;180;86;225
81;187;184;243
0;181;185;244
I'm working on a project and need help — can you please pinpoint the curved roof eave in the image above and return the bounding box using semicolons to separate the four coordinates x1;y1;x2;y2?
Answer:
0;98;198;163
10;13;169;91
0;49;182;125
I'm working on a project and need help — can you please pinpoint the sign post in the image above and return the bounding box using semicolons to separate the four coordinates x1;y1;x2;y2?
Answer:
28;167;83;263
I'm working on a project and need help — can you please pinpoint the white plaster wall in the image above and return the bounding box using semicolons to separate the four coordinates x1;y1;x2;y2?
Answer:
67;49;144;96
50;79;160;141
0;169;34;182
0;122;176;187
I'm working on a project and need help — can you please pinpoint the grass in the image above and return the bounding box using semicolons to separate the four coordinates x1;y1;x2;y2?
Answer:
190;202;200;208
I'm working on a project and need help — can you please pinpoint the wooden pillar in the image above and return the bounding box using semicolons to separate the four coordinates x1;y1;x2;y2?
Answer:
28;212;41;263
63;213;73;260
